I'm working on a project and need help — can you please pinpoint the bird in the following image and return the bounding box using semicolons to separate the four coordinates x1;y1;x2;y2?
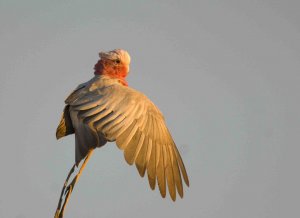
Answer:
54;49;189;218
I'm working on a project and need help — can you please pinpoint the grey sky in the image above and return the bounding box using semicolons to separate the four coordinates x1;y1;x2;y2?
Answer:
0;0;299;218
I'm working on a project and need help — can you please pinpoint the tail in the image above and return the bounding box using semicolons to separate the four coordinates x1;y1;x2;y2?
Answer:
54;149;94;218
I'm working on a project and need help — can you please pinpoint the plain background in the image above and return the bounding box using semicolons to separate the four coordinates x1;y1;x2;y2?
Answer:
0;0;299;218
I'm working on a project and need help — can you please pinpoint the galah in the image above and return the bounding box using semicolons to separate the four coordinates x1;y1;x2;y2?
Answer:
54;49;189;218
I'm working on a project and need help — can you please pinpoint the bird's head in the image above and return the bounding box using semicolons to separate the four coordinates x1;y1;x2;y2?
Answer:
94;49;131;86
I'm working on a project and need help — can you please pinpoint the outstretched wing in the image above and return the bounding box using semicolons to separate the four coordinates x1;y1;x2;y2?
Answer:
69;83;189;201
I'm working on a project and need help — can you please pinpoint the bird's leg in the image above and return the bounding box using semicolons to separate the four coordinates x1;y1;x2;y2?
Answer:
54;149;94;218
54;163;76;218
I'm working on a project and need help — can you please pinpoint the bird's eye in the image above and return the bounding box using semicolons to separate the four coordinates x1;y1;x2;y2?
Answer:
115;59;121;64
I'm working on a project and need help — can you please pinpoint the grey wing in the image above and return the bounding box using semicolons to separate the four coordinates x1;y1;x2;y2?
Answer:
70;84;189;201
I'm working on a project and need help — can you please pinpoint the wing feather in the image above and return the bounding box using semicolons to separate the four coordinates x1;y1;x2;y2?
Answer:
169;145;184;198
72;95;104;110
110;118;135;139
116;119;137;150
94;112;121;131
135;136;149;177
163;145;176;201
157;144;166;198
132;133;145;163
124;129;142;165
79;102;108;117
83;108;112;124
173;145;190;187
147;140;156;190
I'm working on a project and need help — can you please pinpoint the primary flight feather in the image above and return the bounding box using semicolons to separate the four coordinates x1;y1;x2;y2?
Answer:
54;49;189;218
